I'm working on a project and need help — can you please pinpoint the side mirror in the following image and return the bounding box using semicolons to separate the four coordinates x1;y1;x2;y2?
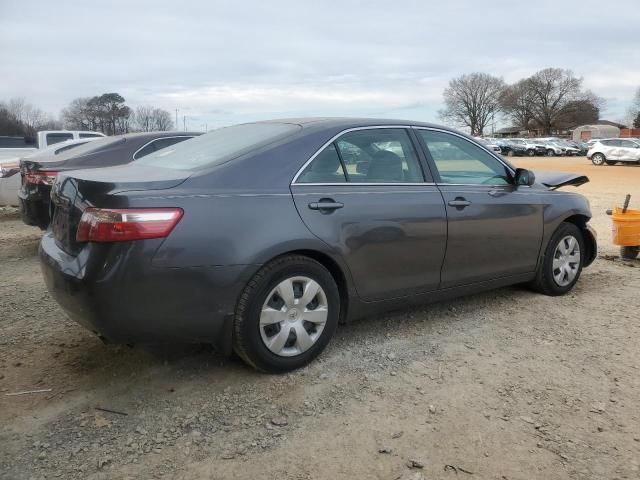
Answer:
515;168;535;186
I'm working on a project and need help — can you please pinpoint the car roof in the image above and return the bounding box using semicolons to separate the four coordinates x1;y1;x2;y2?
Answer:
254;117;456;131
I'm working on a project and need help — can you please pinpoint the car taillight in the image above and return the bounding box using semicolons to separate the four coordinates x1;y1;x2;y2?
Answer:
76;208;183;243
24;170;58;185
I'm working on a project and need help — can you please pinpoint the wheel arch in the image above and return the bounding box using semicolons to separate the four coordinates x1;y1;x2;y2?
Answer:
560;214;597;267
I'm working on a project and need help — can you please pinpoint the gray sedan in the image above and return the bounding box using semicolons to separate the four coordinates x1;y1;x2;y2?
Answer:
40;118;597;372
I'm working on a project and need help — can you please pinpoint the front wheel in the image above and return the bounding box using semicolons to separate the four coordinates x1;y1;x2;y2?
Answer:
233;255;340;373
620;246;639;260
527;149;535;157
531;222;584;296
546;149;555;157
591;153;606;165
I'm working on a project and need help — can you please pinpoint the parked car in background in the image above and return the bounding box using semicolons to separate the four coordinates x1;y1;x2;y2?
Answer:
587;138;640;165
510;139;546;156
537;139;565;156
39;118;597;373
0;130;105;162
566;140;589;156
0;138;100;206
495;139;528;156
475;137;502;154
19;132;201;228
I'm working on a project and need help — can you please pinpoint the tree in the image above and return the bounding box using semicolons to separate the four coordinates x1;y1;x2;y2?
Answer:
553;96;601;129
62;93;132;135
526;68;588;134
0;97;60;137
634;111;640;129
132;106;174;132
439;73;505;136
500;79;536;130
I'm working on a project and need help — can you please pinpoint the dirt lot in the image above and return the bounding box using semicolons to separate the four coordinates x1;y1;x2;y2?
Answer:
1;156;639;480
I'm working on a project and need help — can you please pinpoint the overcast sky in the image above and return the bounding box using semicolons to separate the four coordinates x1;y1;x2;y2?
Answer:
2;0;639;130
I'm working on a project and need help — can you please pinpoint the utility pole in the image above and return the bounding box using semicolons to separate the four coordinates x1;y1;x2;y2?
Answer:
175;109;179;131
183;115;186;132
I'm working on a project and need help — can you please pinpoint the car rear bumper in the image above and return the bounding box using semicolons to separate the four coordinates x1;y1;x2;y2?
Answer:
19;195;50;229
39;232;256;346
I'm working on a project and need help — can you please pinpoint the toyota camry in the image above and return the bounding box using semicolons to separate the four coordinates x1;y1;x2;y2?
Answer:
39;118;597;372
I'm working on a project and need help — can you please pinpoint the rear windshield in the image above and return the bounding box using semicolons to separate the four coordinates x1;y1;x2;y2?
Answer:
55;136;125;160
135;122;301;170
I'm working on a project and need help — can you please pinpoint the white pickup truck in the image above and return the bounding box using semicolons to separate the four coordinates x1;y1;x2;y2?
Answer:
0;131;104;206
0;130;105;162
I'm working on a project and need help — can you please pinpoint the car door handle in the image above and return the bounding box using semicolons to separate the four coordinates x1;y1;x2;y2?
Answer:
308;201;344;211
447;198;471;208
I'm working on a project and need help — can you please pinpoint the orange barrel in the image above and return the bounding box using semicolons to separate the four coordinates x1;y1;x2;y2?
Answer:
611;207;640;246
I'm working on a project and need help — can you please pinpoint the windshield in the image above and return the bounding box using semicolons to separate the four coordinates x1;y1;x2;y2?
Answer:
136;122;301;170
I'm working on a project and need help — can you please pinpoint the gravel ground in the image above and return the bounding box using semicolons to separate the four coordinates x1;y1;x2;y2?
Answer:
0;157;639;480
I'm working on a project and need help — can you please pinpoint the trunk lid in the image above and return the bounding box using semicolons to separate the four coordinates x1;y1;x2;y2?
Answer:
50;165;189;254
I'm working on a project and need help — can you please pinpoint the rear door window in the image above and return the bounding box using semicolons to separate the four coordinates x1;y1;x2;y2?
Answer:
79;133;103;139
296;129;424;184
296;144;347;183
46;133;73;146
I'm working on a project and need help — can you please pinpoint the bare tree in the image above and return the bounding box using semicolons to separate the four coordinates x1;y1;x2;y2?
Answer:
500;79;536;130
7;97;26;123
132;106;174;132
153;109;173;131
0;97;60;136
439;73;505;136
627;87;640;127
527;68;586;134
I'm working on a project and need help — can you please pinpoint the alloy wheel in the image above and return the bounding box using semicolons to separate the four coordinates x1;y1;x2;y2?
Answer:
259;276;328;357
552;235;581;287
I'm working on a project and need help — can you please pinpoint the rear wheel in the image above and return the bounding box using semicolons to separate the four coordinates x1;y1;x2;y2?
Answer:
531;222;584;296
527;149;535;157
591;153;606;165
620;246;639;260
507;150;514;157
233;255;340;373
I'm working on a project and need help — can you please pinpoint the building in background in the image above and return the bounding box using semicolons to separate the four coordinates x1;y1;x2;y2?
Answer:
572;121;627;141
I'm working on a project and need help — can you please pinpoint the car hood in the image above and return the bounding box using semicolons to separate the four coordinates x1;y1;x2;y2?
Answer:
534;171;589;189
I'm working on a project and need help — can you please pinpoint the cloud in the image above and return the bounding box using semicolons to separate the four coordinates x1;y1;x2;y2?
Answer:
1;0;638;128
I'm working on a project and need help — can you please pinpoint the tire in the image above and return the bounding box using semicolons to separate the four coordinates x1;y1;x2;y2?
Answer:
546;149;555;157
527;149;535;157
233;255;340;373
531;222;585;296
591;153;606;165
620;246;639;260
605;160;617;166
507;150;514;157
